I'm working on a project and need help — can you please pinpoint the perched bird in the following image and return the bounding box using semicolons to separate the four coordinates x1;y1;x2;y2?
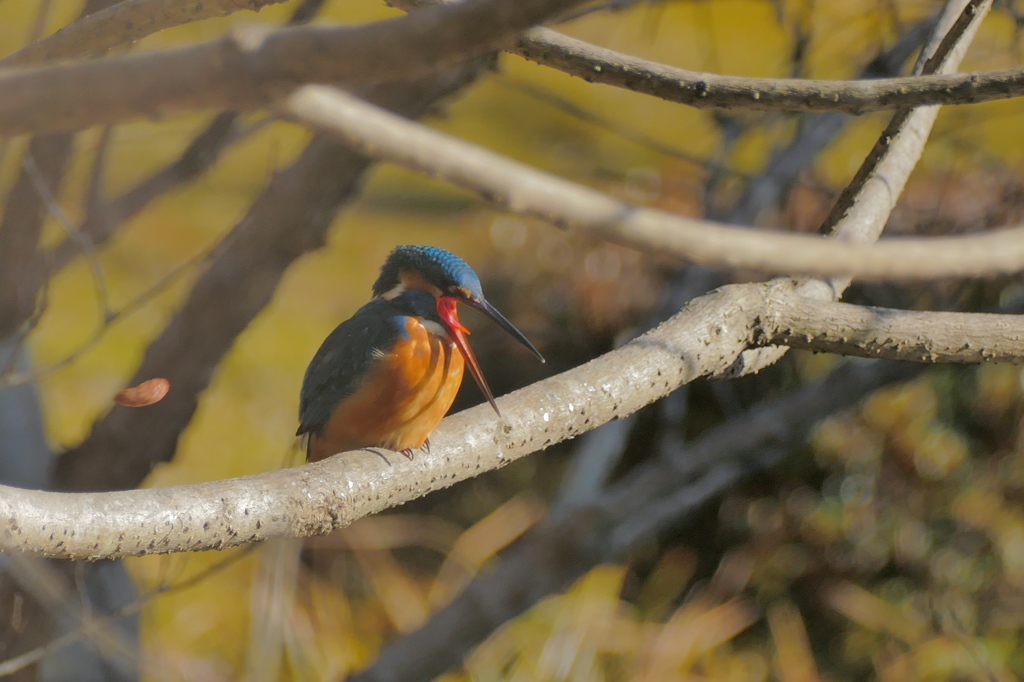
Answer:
298;245;544;462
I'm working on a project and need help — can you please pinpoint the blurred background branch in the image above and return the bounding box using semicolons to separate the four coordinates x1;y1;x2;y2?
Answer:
0;0;292;66
0;0;587;135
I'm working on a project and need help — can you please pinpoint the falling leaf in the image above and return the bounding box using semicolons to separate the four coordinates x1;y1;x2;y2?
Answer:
114;378;170;407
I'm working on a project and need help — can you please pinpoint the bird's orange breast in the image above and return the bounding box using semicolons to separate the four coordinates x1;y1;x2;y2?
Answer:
307;318;464;461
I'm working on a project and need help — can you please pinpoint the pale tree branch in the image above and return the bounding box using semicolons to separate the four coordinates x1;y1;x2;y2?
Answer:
3;282;792;559
1;0;291;67
4;272;1022;560
285;1;986;287
280;80;1024;282
760;299;1024;364
0;0;587;136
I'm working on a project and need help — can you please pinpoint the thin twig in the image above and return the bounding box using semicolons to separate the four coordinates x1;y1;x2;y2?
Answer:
0;251;206;388
85;126;113;214
495;73;742;177
21;155;110;320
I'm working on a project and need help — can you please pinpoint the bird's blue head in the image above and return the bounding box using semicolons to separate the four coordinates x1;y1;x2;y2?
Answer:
371;245;545;415
372;245;484;303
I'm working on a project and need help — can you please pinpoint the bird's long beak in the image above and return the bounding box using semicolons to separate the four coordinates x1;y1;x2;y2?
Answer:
463;297;546;364
436;296;544;416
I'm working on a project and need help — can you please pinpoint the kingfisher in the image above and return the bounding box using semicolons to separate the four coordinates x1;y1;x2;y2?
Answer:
298;245;544;462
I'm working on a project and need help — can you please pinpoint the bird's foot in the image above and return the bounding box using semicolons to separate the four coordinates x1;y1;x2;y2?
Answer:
422;438;431;455
399;448;416;460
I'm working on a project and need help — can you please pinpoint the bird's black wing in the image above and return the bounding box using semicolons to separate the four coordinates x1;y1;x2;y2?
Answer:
296;298;403;438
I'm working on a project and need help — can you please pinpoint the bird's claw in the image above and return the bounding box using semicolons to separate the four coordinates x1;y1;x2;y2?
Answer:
361;448;393;466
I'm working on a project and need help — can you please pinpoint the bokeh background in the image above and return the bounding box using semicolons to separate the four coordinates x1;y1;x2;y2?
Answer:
4;0;1024;679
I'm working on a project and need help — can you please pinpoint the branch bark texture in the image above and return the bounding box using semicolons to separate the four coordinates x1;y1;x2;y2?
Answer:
762;299;1024;364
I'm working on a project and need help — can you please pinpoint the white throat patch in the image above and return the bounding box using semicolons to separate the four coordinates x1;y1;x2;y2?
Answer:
381;282;406;300
421;319;450;340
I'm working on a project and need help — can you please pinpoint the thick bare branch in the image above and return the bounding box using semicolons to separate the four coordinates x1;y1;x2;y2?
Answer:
5;267;1021;561
0;0;586;136
0;280;777;559
1;0;289;67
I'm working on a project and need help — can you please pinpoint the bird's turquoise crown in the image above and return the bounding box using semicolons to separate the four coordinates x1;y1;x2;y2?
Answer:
372;245;484;300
